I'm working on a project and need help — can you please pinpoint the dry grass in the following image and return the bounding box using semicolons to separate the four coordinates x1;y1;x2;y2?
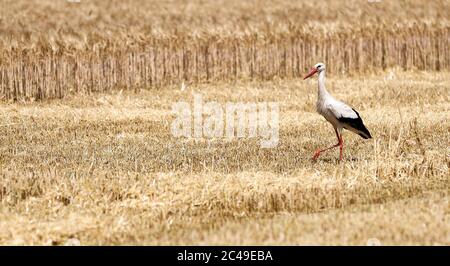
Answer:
174;190;449;245
0;70;448;245
0;0;449;246
1;0;449;100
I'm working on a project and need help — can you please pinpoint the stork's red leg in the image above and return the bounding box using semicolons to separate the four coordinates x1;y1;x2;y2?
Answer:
339;136;344;161
312;128;342;161
312;143;340;160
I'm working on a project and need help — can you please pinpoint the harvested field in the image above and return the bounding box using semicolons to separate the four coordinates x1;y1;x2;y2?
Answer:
0;71;448;245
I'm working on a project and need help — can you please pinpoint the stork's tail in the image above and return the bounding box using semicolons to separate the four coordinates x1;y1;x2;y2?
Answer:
357;124;372;139
339;108;372;139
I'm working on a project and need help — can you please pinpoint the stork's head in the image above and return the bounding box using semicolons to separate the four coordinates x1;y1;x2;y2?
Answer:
303;63;326;80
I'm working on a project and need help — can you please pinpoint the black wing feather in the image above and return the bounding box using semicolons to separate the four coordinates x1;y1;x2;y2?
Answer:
338;108;372;139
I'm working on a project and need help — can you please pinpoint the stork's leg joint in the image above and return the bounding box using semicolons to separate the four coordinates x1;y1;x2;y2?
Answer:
312;131;344;162
312;141;341;161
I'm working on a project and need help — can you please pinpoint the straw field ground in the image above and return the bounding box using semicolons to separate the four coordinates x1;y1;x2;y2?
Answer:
0;0;449;245
1;71;449;245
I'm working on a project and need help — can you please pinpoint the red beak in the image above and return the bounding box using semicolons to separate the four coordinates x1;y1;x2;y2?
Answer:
303;68;318;80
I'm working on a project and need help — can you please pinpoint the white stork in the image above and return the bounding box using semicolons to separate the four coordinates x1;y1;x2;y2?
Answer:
303;63;372;161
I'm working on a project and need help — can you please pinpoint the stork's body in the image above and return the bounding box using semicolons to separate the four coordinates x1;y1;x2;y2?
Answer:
304;63;371;161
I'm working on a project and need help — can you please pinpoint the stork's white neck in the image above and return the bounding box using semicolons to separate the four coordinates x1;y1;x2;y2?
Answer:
317;70;329;100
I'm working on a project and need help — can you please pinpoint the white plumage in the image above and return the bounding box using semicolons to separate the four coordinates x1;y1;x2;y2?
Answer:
304;63;372;161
